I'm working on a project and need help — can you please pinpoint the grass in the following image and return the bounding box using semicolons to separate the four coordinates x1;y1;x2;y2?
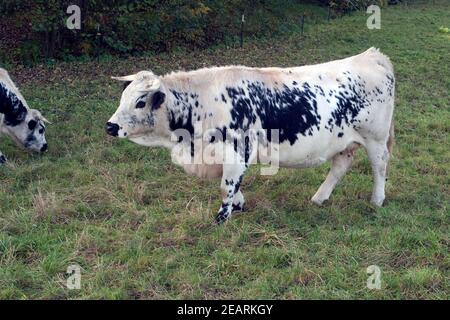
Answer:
0;1;449;299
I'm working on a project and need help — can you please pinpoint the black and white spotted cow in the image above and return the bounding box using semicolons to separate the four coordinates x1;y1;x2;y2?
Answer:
0;68;49;163
107;48;395;224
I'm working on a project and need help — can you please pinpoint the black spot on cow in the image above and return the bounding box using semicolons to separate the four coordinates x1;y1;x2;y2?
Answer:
28;119;37;130
168;90;195;137
234;175;243;194
314;85;326;97
150;91;166;110
225;81;321;145
375;86;383;95
0;82;28;126
338;132;344;138
385;73;395;97
326;76;370;131
24;132;37;149
232;203;244;212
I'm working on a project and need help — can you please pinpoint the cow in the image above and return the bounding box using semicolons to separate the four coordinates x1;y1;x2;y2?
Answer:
0;68;49;163
106;48;395;224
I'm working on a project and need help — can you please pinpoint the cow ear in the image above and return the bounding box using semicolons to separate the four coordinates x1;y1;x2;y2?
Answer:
151;91;165;110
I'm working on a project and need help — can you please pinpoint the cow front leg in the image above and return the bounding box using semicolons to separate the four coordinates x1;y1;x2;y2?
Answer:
215;163;246;224
0;151;6;165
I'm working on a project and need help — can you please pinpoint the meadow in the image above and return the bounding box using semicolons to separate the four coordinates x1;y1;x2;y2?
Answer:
0;1;448;299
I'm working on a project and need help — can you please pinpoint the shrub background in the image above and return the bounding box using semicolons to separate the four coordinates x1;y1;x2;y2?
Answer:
0;0;403;65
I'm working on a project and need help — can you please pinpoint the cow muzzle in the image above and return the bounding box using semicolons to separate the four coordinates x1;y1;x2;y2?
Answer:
106;122;120;137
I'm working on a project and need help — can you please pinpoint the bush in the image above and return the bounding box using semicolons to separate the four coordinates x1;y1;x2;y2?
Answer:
315;0;404;11
0;0;402;64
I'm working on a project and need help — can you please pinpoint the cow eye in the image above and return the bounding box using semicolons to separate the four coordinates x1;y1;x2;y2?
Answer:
39;127;45;134
28;120;37;130
136;101;146;109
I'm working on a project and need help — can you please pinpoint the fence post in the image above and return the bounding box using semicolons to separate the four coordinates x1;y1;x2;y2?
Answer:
327;6;331;21
240;14;245;48
300;14;305;36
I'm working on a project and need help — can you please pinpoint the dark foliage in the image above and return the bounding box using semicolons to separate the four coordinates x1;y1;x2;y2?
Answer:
0;0;404;65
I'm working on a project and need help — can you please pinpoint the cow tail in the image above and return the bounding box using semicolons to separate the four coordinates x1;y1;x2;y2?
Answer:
387;120;394;155
386;120;394;176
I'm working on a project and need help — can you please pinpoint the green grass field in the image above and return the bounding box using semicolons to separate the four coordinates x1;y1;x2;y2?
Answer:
0;1;449;299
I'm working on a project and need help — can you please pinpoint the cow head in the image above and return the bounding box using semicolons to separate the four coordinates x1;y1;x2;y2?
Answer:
0;83;49;153
107;71;166;139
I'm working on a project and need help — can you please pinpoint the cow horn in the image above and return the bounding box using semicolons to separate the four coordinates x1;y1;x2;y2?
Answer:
41;116;52;124
111;74;137;81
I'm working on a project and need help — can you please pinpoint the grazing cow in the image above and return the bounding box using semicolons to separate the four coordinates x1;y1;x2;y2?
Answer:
0;68;49;163
107;48;395;224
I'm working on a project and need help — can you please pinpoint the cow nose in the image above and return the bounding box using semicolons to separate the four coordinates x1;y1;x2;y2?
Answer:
106;122;119;137
40;143;48;152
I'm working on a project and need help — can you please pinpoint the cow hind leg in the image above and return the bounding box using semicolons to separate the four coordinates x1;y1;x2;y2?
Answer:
311;145;357;205
365;140;390;207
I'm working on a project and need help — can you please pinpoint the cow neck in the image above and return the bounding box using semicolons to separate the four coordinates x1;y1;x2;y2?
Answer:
162;77;196;138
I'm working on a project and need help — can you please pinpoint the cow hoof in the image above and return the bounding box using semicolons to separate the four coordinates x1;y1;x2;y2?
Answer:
0;155;7;164
215;213;230;225
370;198;384;207
311;196;326;206
232;203;245;212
